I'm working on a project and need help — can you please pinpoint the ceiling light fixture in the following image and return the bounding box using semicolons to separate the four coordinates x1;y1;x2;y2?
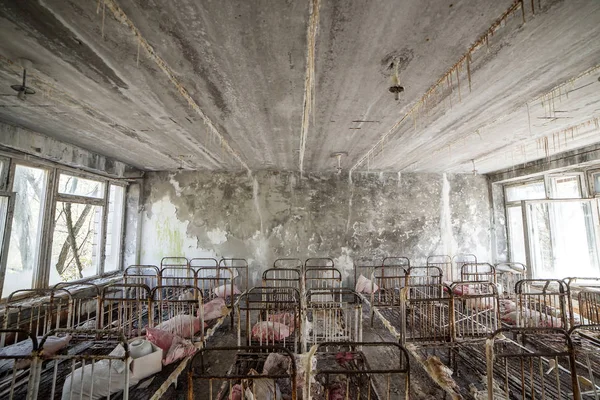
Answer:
471;159;478;176
331;152;348;175
11;59;35;101
389;85;404;100
389;56;404;100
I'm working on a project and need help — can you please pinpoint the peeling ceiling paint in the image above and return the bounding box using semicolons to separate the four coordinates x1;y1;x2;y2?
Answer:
0;0;599;174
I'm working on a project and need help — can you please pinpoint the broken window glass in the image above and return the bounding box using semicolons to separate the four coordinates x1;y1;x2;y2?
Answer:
50;202;103;284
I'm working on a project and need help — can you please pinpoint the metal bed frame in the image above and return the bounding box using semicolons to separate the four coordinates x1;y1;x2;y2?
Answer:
262;268;302;292
236;287;301;353
0;329;38;400
304;266;343;291
452;253;478;281
151;285;204;343
218;258;249;297
159;265;196;287
100;283;151;338
450;281;500;342
495;262;527;298
1;289;73;347
310;342;410;399
187;346;298;400
515;279;569;328
426;255;453;281
2;328;130;400
195;266;236;331
486;328;581;399
353;259;379;288
565;277;600;329
406;265;443;286
371;260;409;308
188;258;219;271
303;288;363;352
123;265;161;290
568;287;600;398
305;257;335;269
460;262;497;283
52;283;100;330
160;256;188;269
273;258;303;270
401;282;453;345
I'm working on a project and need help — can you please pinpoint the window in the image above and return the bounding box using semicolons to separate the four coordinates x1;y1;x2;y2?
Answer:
505;180;545;264
104;185;125;272
50;202;103;284
524;200;599;278
0;157;8;190
504;173;600;279
50;173;105;285
507;206;526;263
505;181;546;202
0;194;14;281
590;171;600;196
548;175;581;199
0;161;128;298
3;165;48;295
58;173;105;198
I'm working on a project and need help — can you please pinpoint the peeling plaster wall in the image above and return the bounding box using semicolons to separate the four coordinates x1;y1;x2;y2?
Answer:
123;182;142;268
139;171;492;285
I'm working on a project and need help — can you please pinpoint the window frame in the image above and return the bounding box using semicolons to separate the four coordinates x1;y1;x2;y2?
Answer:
503;178;546;265
586;168;600;198
544;172;585;199
5;159;53;292
0;155;10;191
503;171;600;279
521;198;600;278
0;154;128;298
0;191;16;297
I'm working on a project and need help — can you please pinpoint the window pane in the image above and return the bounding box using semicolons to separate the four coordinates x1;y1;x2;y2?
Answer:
525;201;599;278
505;181;545;202
507;206;526;264
0;196;10;266
0;159;6;189
50;202;103;284
593;174;600;194
58;173;104;199
550;176;580;199
104;185;125;273
4;165;48;296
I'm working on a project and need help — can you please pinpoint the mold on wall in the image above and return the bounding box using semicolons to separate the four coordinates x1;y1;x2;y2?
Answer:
139;170;492;285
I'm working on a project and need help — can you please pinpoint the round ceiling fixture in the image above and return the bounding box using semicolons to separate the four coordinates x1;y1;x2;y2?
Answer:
331;152;348;175
11;59;35;101
389;85;404;100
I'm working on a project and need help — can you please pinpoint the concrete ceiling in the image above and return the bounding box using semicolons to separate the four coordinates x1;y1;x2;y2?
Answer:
0;0;599;174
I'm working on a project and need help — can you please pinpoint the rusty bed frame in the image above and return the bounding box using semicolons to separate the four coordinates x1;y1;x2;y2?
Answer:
486;327;581;399
496;262;527;298
187;345;298;400
303;288;363;353
310;341;410;400
123;265;160;290
236;286;301;353
0;328;130;400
